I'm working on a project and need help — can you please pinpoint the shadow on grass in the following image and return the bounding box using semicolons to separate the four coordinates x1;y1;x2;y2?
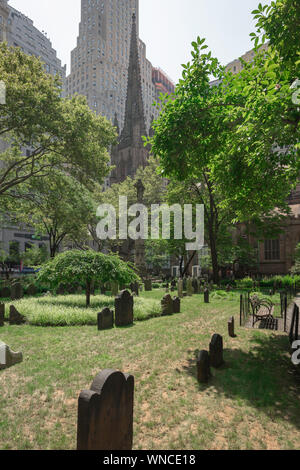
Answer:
179;333;300;429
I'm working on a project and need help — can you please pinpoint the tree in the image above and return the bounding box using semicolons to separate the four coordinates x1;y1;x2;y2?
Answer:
149;1;299;282
0;43;116;196
21;244;49;268
37;250;139;307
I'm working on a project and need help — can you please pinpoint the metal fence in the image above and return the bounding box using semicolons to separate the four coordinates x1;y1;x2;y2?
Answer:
240;292;250;327
289;303;300;345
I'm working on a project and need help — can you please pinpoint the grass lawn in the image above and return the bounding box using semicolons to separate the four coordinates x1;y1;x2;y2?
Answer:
0;289;299;450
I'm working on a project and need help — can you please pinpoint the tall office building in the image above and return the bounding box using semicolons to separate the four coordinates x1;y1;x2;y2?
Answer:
65;0;171;132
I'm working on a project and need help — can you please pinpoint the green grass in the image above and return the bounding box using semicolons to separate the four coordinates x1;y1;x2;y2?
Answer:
4;294;161;326
0;289;299;450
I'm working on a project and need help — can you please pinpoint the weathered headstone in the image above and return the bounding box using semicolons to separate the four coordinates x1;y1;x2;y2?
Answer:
177;279;183;299
204;288;209;304
11;282;23;300
0;341;23;370
0;303;4;327
144;279;152;292
26;284;36;297
115;290;134;327
77;369;134;450
98;308;114;330
209;334;224;368
9;306;26;325
182;277;187;292
187;278;193;297
161;294;173;316
197;350;211;383
0;286;11;299
173;297;181;314
192;278;198;294
111;281;119;297
228;316;236;338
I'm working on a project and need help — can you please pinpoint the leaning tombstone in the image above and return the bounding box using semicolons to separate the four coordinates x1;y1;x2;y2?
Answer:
209;334;224;368
187;278;193;297
0;303;4;327
98;308;114;331
0;340;23;370
0;286;11;299
228;316;236;338
173;297;181;314
204;288;210;304
182;277;187;292
77;369;134;450
177;279;184;299
11;282;23;300
115;290;134;327
111;281;119;297
197;350;211;383
9;306;26;325
161;294;174;316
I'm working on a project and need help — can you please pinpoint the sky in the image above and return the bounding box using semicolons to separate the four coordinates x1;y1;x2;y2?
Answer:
8;0;271;83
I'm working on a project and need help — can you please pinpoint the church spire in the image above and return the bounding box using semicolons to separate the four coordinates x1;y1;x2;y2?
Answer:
119;13;147;148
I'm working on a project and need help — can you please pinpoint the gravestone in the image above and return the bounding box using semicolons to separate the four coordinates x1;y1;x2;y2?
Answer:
98;308;114;330
173;297;181;314
26;284;36;297
204;288;209;304
209;334;224;368
0;303;4;327
111;281;119;297
130;282;139;297
182;277;187;292
77;369;134;450
9;306;26;325
228;316;236;338
186;278;193;297
177;279;183;299
115;290;134;327
161;294;173;316
0;286;11;299
11;282;23;300
0;341;23;370
192;278;198;294
144;279;152;292
197;350;211;383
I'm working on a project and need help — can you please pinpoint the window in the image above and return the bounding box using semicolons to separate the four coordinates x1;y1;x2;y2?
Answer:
264;239;280;260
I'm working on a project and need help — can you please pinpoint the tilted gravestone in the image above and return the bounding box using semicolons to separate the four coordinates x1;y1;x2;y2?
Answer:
77;369;134;450
209;334;224;368
115;290;134;327
173;297;181;314
9;306;26;325
0;303;4;327
177;279;184;299
11;282;23;301
144;279;152;292
204;288;210;304
161;294;173;316
98;308;114;330
182;277;187;292
186;278;193;297
228;316;236;338
111;281;119;297
197;350;211;383
192;278;199;294
0;340;23;370
0;286;11;299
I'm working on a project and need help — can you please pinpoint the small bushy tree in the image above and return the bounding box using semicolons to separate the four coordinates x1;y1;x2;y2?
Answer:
37;250;139;307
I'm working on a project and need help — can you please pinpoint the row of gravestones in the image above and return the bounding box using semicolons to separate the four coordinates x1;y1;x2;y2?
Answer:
161;294;181;315
98;290;134;330
77;319;236;450
0;303;26;326
177;278;212;299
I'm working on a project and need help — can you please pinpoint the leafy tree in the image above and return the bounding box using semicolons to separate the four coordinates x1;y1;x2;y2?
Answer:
21;244;49;267
38;250;139;307
5;170;95;258
0;43;116;196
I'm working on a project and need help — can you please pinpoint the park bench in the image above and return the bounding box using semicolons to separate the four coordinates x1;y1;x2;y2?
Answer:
250;294;275;326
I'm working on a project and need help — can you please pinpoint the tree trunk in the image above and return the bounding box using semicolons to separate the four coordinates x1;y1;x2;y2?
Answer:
86;280;91;308
209;230;219;284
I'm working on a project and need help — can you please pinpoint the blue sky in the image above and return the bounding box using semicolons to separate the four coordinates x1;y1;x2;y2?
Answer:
9;0;271;83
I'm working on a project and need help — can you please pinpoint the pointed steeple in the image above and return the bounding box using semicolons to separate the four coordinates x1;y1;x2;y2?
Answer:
119;13;147;148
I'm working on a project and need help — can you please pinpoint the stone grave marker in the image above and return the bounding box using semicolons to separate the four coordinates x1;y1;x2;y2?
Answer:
11;282;23;300
0;341;23;370
173;297;181;314
0;303;4;327
77;369;134;450
144;279;152;292
204;288;209;303
209;334;224;368
98;308;114;331
197;350;211;383
130;282;139;297
0;286;11;299
192;278;198;294
111;281;119;297
9;306;26;325
177;279;184;299
161;294;173;316
26;284;36;297
187;278;193;297
115;290;134;327
228;316;236;338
